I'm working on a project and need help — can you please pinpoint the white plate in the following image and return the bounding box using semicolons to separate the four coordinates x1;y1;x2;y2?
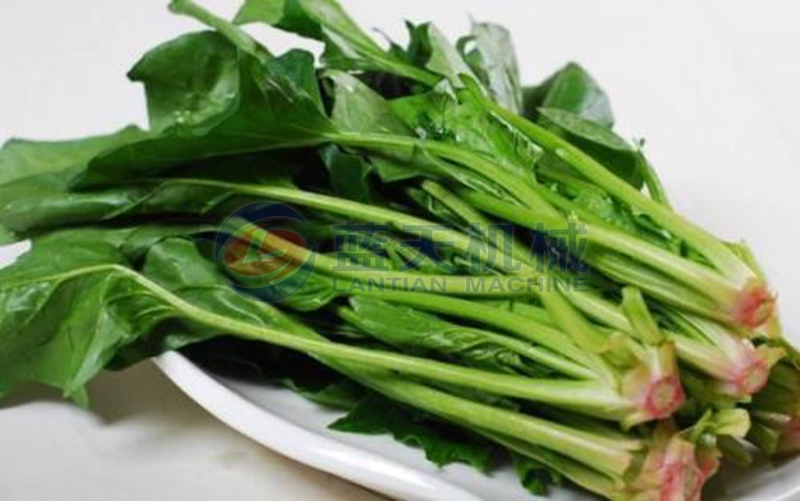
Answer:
155;351;800;501
155;352;587;501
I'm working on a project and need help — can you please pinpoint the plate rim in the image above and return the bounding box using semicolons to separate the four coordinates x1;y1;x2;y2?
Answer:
155;351;485;501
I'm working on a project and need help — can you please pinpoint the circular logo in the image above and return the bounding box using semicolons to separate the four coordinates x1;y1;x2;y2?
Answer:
216;203;315;302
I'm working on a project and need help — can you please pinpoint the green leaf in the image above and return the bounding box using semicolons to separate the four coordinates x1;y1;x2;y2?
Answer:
327;71;411;136
460;23;523;113
410;23;476;87
344;297;547;376
391;87;541;182
512;452;564;496
75;47;334;188
235;0;323;38
0;168;151;235
539;108;629;151
524;62;614;127
110;237;299;366
0;229;223;399
236;0;377;49
330;393;493;470
0;225;16;245
235;0;438;85
570;184;642;234
324;71;426;182
0;156;295;237
128;31;241;132
169;0;271;62
237;264;340;312
286;378;365;409
538;107;642;187
0;126;146;187
319;145;373;203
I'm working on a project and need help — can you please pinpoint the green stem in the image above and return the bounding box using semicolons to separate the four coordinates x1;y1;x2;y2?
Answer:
222;283;641;477
420;180;532;261
184;179;476;253
636;149;672;208
367;291;594;373
367;376;635;477
588;252;726;320
329;132;561;218
469;82;755;286
119;265;635;419
338;305;593;380
252;226;531;297
463;190;742;314
484;431;621;497
169;0;270;63
621;287;665;345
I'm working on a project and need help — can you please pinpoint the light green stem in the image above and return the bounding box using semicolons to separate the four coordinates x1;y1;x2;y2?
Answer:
470;83;755;286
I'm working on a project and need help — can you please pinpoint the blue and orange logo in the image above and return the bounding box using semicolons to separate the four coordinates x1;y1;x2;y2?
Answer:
216;203;315;302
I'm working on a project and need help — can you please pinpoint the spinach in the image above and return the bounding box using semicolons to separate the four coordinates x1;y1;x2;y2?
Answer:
513;453;564;496
0;125;145;187
76;47;334;188
0;1;791;499
0;156;295;238
404;22;477;87
128;31;242;132
538;107;642;188
234;0;439;85
330;393;494;470
0;229;219;403
523;62;614;127
460;23;524;114
391;86;541;182
343;296;553;377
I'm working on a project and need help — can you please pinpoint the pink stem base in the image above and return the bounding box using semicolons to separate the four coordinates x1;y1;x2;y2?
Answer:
625;424;719;501
644;376;687;421
732;282;776;329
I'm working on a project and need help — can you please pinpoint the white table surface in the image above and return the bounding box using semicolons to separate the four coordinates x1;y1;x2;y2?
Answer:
1;1;799;500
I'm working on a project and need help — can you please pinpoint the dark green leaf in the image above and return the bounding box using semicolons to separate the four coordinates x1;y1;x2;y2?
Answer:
319;145;373;203
0;168;151;235
325;71;426;182
330;393;493;470
239;265;340;312
523;62;614;127
538;107;642;187
344;297;541;375
411;23;475;86
286;378;365;409
538;108;629;151
169;0;271;61
392;87;541;181
460;23;523;113
235;0;323;38
327;71;411;136
76;47;334;188
235;0;437;85
0;228;299;401
0;126;146;187
512;452;564;496
0;156;296;237
128;31;241;132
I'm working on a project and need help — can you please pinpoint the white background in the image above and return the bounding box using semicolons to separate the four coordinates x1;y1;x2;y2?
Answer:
1;1;799;500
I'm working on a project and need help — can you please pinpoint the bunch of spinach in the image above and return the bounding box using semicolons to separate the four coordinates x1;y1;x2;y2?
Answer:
1;1;797;499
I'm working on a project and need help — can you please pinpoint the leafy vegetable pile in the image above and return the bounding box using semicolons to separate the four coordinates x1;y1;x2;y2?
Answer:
1;1;798;499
